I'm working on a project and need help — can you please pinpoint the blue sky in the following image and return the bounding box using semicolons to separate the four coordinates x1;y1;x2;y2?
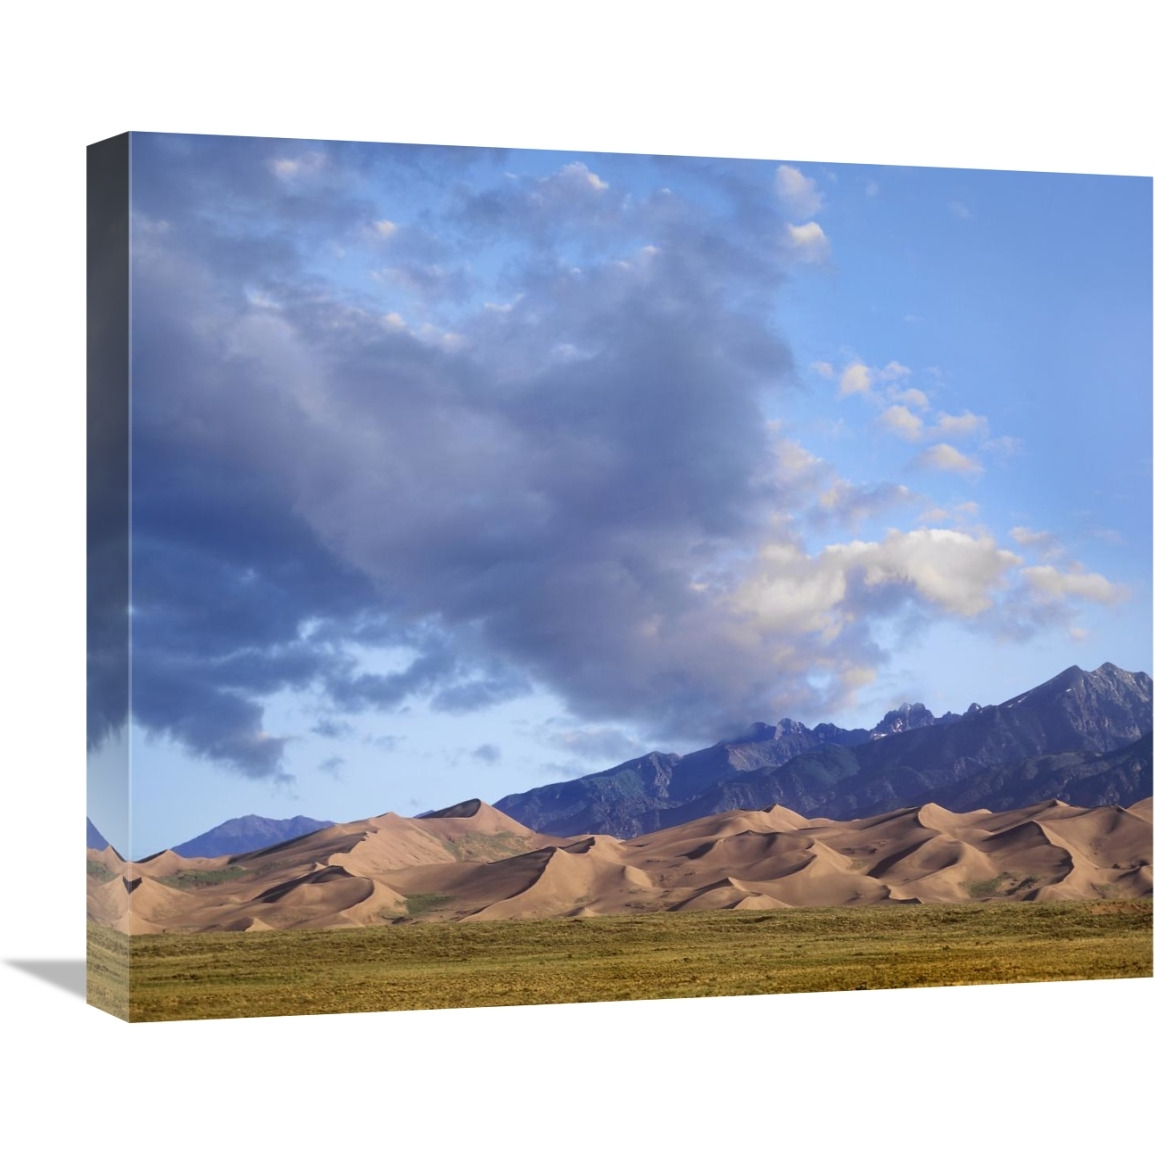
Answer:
87;135;1151;856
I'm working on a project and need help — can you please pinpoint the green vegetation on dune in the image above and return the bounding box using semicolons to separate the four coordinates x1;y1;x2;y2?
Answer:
437;831;535;863
87;859;116;883
404;893;453;917
156;866;248;890
110;899;1152;1023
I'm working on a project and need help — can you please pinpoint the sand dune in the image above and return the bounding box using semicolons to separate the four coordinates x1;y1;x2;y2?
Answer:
88;795;1153;933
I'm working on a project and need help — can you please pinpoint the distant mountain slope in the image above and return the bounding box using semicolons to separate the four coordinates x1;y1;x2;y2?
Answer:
910;733;1154;813
496;663;1152;837
492;751;683;840
86;818;109;851
172;814;334;858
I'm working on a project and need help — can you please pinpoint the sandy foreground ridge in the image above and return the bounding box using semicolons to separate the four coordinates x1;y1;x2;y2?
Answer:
87;796;1153;934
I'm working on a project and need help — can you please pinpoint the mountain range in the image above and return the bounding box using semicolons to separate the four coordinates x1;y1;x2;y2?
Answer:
171;815;334;858
495;663;1153;838
87;662;1152;859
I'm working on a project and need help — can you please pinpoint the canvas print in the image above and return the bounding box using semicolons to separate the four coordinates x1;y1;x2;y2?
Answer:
87;133;1152;1022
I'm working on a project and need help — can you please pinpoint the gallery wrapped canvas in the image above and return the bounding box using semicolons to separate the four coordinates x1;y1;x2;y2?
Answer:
87;133;1153;1022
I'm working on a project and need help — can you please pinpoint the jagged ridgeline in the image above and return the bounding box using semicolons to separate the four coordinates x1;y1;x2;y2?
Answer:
495;664;1153;838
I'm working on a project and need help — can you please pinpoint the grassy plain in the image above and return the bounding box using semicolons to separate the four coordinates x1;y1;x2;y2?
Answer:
87;920;131;1020
94;900;1152;1023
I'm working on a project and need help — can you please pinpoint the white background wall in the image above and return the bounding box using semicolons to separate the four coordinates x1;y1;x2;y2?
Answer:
1;4;1150;1151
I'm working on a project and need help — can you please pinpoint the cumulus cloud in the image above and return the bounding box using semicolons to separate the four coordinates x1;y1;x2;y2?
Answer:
738;529;1022;640
836;359;913;402
551;161;609;193
838;361;873;397
122;139;832;766
878;404;924;441
784;221;830;263
915;443;984;475
1022;566;1126;605
109;137;1124;777
775;164;824;219
933;410;989;440
877;404;993;449
890;387;930;410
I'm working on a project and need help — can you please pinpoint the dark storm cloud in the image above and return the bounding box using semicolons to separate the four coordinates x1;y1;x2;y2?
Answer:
120;139;897;778
131;662;289;780
88;135;130;753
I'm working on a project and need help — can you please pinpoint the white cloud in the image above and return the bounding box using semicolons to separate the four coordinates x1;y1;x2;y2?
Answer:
876;399;993;450
372;219;397;238
775;164;824;219
832;529;1020;617
949;200;972;219
838;361;873;397
738;528;1022;631
933;410;989;440
737;524;1126;656
1023;566;1126;605
891;387;930;411
878;404;924;441
576;165;610;191
834;359;919;403
915;443;983;475
811;361;834;378
543;161;609;196
270;153;326;180
785;221;830;263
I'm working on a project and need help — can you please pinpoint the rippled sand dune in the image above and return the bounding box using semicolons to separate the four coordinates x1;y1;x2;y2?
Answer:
88;796;1153;933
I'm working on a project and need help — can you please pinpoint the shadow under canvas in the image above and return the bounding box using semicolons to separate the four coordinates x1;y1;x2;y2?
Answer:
7;959;88;1000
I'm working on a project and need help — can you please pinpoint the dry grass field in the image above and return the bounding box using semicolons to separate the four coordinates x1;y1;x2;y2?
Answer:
90;899;1152;1023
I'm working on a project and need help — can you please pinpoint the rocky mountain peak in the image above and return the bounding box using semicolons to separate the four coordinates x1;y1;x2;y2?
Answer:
871;701;938;738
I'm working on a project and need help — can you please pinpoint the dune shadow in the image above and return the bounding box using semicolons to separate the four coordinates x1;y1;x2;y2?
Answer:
6;959;88;1000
